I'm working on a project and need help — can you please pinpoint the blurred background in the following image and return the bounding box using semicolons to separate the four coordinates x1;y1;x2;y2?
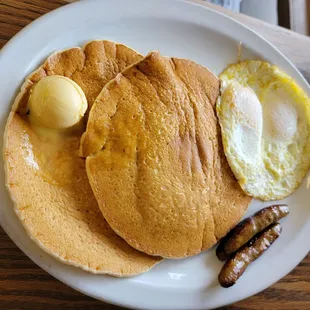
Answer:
205;0;310;35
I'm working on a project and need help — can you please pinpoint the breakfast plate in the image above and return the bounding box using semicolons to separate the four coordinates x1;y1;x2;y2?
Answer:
0;0;310;309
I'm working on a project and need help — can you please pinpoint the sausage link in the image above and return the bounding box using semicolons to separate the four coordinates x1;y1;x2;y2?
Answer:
216;204;289;261
218;222;282;288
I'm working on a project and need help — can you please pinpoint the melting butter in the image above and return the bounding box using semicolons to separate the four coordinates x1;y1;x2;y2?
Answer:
25;116;86;186
21;133;39;171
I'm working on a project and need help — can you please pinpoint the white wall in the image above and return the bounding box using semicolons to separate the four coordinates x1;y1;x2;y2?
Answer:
241;0;278;25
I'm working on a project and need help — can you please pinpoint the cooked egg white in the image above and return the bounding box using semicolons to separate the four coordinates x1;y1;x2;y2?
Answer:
216;60;310;200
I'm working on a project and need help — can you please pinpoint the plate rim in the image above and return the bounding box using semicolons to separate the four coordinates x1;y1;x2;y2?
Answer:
0;0;309;309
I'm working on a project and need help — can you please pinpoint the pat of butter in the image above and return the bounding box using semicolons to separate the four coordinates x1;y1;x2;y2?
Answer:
28;75;87;129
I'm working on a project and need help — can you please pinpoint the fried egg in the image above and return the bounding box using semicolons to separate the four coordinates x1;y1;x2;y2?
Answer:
216;60;310;200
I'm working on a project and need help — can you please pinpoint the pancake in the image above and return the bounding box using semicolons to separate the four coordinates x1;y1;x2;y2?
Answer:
14;40;143;115
80;51;252;258
4;41;161;276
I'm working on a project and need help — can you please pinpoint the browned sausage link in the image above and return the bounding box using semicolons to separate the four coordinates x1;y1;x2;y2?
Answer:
218;222;282;288
216;204;289;261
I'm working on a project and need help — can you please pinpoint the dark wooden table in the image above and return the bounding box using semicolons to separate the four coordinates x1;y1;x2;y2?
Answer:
0;1;310;309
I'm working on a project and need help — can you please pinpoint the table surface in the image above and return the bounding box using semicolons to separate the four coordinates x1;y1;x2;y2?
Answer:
0;0;310;309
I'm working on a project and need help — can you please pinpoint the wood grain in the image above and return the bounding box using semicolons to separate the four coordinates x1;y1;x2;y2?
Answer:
0;0;310;309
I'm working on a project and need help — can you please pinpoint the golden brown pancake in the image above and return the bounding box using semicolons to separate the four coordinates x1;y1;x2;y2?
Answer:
81;51;252;258
15;40;143;115
4;41;161;276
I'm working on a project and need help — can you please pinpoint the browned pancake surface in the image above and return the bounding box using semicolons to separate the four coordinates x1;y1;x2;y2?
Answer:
15;40;143;115
81;51;252;258
4;41;161;276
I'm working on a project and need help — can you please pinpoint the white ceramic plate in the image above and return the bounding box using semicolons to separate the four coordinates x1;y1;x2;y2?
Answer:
0;0;309;309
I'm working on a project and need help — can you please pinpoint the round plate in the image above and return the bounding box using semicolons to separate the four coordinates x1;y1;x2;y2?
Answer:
1;0;309;309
